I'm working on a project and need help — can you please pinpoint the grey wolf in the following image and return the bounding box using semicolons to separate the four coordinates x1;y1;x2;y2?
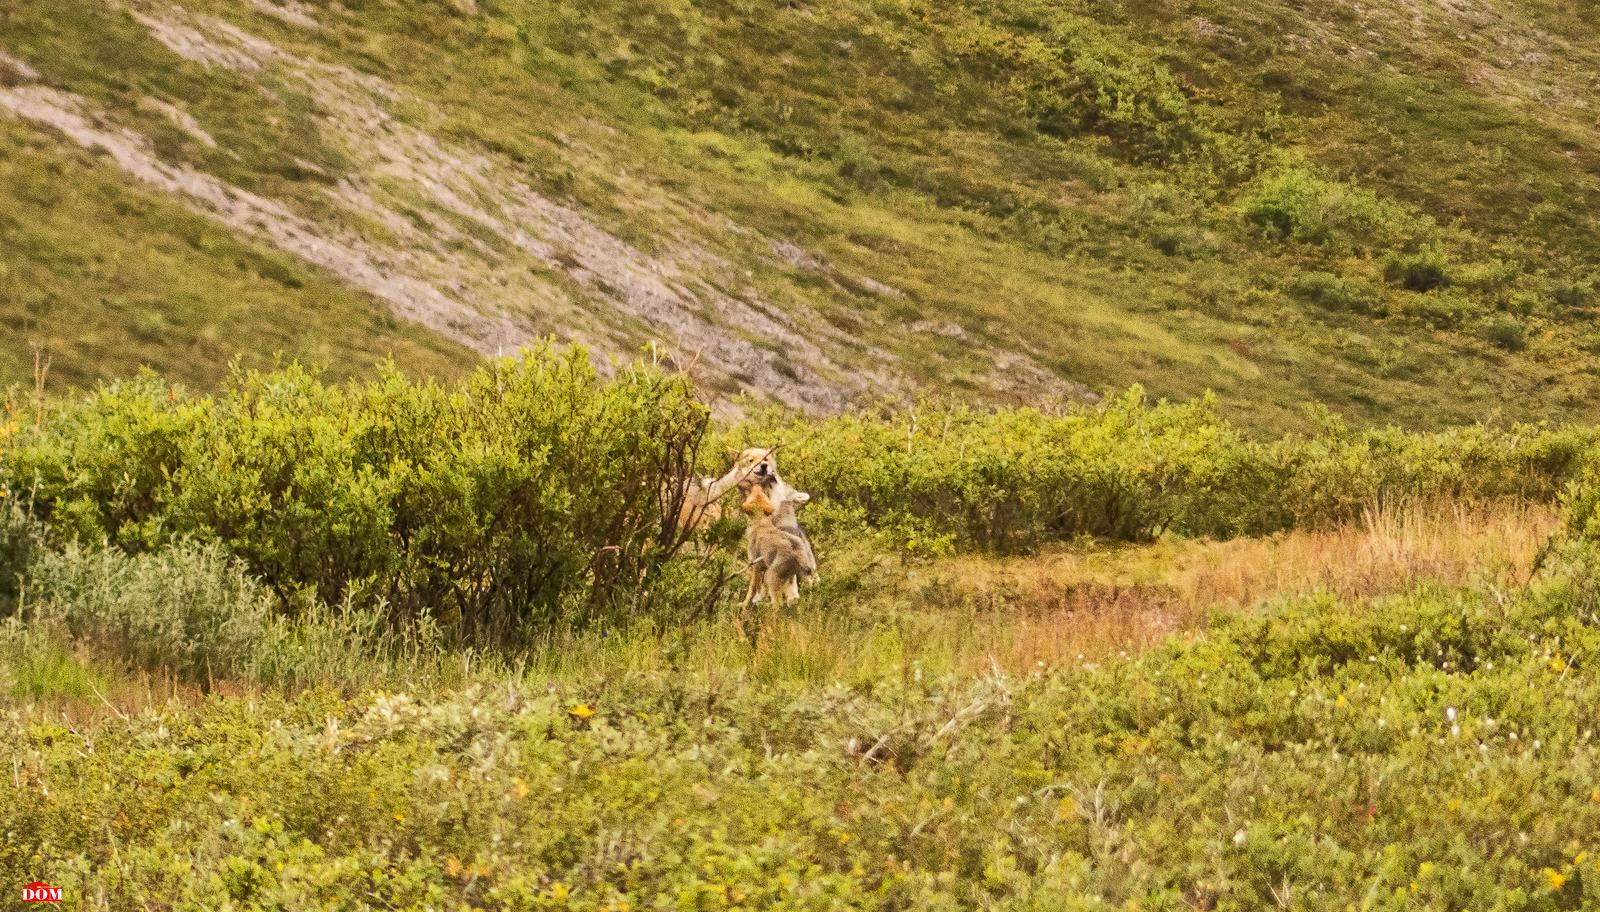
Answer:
738;482;817;638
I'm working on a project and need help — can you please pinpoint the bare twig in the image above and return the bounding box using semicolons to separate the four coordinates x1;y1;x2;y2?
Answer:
86;682;129;722
31;341;50;431
924;699;987;748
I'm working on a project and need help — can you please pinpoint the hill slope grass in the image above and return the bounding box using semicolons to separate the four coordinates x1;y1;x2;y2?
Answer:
5;0;1600;427
0;118;478;392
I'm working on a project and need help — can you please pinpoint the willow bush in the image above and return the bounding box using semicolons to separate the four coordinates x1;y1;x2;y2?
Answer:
4;346;713;640
6;364;1597;604
724;390;1596;553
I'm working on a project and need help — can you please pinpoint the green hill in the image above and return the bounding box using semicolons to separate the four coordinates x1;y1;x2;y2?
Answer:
4;0;1599;428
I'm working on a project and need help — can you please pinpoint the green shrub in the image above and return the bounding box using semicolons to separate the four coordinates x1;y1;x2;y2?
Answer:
1239;168;1410;247
0;493;43;617
24;538;275;684
7;346;714;641
1290;271;1381;314
1486;316;1528;351
727;393;1596;551
724;389;1259;551
1384;244;1451;292
835;134;882;190
9;537;480;691
1398;288;1478;329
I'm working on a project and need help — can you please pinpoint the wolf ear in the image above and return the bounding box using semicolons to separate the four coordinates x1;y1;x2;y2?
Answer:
793;491;810;504
727;447;742;463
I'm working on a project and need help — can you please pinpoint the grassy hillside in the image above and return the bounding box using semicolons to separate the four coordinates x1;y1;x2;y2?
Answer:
0;120;478;391
4;0;1600;427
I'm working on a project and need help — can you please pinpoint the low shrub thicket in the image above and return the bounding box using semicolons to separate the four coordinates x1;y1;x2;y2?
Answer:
5;550;1600;909
2;346;713;640
0;493;44;616
726;391;1597;552
5;359;1597;627
1;537;492;695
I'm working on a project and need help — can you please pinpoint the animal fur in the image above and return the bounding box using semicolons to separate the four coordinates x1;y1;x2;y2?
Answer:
668;446;782;535
739;483;816;638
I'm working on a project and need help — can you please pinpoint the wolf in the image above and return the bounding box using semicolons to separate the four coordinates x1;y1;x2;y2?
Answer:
669;446;782;534
738;482;817;638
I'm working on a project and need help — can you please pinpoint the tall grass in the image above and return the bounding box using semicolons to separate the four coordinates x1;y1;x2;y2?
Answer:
511;498;1562;686
6;523;1600;909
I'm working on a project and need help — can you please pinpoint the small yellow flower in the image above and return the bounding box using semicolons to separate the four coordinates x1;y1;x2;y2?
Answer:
1448;800;1460;812
1336;694;1346;707
568;703;596;720
550;882;570;900
512;778;530;799
1544;868;1567;891
394;812;405;822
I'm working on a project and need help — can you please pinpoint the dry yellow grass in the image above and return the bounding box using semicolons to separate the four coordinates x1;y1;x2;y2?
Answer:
875;499;1560;673
12;501;1559;701
518;500;1563;686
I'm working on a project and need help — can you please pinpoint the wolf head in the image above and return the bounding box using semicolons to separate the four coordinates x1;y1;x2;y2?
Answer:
729;446;778;489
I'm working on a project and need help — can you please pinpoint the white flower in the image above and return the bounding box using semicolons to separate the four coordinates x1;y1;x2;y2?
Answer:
1233;829;1247;846
1446;707;1457;722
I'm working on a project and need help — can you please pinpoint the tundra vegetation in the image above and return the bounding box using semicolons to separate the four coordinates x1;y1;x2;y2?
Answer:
4;351;1600;909
5;0;1600;427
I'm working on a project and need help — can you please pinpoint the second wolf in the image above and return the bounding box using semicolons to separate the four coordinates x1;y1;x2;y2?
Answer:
739;481;817;637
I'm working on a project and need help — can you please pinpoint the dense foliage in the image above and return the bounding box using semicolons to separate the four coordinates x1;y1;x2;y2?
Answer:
3;348;713;639
727;391;1597;552
4;538;1600;909
6;361;1597;640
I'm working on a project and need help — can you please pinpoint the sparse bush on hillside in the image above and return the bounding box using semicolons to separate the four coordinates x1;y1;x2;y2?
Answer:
6;346;715;641
1239;168;1412;248
1395;288;1480;330
1384;243;1452;292
1485;316;1528;351
834;134;882;190
1290;271;1382;314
